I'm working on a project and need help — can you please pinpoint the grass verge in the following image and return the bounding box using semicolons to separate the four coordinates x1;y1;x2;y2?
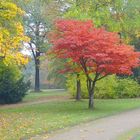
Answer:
117;128;140;140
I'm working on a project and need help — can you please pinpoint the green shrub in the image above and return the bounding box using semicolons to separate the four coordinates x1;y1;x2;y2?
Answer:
95;75;118;99
0;63;30;104
66;74;88;98
66;74;140;99
116;78;140;98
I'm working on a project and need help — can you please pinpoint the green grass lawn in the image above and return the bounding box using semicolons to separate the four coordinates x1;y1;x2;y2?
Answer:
117;128;140;140
23;90;67;102
0;92;140;140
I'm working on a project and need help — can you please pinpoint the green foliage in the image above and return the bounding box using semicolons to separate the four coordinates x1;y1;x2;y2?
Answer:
65;0;140;43
95;75;118;99
0;63;30;104
66;74;88;98
66;74;140;99
116;78;140;98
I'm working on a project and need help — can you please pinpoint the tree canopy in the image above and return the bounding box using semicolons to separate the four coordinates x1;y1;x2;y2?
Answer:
0;0;29;65
65;0;140;43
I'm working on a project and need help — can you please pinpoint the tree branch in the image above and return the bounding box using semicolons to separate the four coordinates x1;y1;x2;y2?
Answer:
27;25;35;33
29;42;36;60
79;57;91;81
96;74;109;81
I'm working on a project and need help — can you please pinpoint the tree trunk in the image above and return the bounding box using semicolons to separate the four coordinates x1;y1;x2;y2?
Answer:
87;79;96;109
34;52;40;92
88;89;94;109
76;74;81;100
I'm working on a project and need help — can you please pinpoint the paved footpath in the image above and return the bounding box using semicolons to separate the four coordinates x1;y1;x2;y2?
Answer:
45;108;140;140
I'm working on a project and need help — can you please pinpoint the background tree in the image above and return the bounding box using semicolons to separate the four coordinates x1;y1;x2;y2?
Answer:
0;0;29;65
14;0;71;91
60;61;82;100
18;0;51;92
50;20;140;109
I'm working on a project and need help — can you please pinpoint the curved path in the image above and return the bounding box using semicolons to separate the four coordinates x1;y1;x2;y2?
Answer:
44;108;140;140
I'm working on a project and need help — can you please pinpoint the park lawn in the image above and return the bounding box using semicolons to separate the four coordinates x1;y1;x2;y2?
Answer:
1;98;140;140
117;128;140;140
23;90;67;102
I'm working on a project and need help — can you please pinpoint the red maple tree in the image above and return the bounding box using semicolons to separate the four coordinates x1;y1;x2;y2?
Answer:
50;19;140;109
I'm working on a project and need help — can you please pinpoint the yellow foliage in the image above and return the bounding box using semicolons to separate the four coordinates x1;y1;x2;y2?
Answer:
135;31;140;38
0;1;29;65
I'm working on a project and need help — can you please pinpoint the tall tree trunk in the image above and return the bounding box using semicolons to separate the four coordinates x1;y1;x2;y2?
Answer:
87;79;96;109
88;88;94;109
34;52;40;92
76;74;81;101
